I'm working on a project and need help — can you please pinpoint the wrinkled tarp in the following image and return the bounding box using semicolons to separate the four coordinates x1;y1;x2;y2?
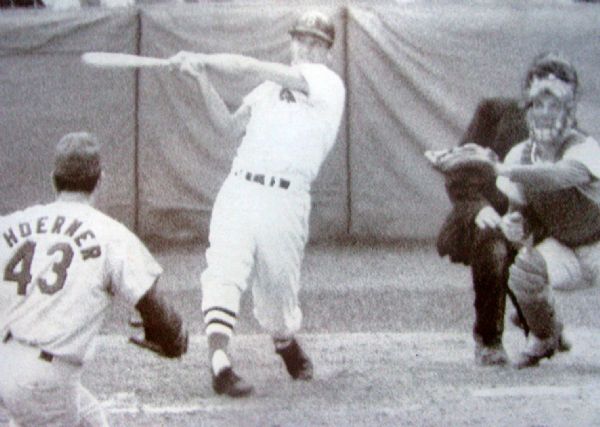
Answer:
0;9;138;227
1;3;599;243
347;2;600;240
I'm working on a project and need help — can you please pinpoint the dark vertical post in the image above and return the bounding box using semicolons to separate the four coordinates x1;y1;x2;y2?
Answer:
342;5;352;238
133;10;142;233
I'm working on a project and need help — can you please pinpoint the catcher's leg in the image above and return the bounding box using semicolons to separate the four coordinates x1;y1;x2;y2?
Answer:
471;231;513;366
508;245;564;369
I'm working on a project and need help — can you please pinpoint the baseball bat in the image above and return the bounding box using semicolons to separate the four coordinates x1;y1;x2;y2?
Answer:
81;52;171;69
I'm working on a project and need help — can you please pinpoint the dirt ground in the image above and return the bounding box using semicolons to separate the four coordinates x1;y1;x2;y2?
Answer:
3;242;600;426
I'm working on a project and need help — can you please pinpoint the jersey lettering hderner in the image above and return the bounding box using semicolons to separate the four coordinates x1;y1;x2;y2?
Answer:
0;201;161;364
232;63;345;184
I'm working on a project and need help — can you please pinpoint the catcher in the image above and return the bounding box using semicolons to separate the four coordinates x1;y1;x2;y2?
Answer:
427;53;582;368
0;132;187;426
496;52;599;368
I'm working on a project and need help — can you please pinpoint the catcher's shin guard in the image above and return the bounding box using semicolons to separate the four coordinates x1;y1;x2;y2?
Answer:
508;248;559;340
509;247;564;368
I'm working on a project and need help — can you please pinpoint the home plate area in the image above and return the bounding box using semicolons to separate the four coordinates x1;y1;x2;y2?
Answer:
76;330;600;426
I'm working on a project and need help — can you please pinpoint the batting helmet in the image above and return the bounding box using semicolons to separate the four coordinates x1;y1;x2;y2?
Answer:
289;10;335;48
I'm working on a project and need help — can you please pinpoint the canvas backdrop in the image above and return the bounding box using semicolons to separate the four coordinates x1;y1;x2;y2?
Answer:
1;2;599;243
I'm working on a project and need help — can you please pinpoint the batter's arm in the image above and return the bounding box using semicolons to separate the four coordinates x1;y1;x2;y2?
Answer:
178;59;249;141
172;51;308;96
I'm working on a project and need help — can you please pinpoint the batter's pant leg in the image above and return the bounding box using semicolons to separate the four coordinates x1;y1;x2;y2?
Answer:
471;230;515;347
252;242;304;340
200;178;256;339
251;193;309;340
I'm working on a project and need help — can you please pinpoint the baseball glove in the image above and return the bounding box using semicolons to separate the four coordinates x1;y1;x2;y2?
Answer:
424;143;499;179
129;328;188;358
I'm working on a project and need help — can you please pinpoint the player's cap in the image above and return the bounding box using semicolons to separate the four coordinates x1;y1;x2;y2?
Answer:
54;132;101;180
289;10;335;48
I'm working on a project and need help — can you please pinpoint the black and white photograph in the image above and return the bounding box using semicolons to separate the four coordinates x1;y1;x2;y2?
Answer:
1;0;600;425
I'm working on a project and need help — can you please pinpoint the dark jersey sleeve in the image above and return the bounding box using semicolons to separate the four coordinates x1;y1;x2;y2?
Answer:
437;98;528;264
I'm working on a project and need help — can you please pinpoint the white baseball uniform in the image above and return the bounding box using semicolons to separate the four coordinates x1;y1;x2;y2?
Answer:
0;200;162;426
201;62;345;339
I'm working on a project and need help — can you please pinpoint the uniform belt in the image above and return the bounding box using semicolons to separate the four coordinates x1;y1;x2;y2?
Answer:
3;331;54;363
234;170;291;190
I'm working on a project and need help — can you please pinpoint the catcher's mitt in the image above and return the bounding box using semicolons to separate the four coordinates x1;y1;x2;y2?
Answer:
424;143;499;179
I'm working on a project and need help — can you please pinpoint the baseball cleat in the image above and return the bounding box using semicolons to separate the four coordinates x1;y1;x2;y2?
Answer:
212;367;254;397
275;339;313;380
513;349;555;369
557;334;572;353
513;335;557;369
475;342;509;366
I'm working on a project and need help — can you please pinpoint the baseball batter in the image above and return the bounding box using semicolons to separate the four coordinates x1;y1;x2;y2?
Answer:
170;10;345;397
495;53;600;368
0;132;187;426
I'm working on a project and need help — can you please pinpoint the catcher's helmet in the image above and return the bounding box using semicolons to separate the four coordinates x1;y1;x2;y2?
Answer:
522;52;578;102
289;10;335;48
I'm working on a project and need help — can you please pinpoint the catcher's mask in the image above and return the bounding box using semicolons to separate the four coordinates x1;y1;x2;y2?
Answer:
522;52;578;144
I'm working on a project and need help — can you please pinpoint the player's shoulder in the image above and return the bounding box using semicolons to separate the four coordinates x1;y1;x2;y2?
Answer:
298;63;343;85
48;201;136;242
504;139;529;164
1;202;49;225
562;130;600;166
563;129;597;151
86;208;137;241
297;63;345;105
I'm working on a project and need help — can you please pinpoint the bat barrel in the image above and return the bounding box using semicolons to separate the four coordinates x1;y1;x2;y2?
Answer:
81;52;171;69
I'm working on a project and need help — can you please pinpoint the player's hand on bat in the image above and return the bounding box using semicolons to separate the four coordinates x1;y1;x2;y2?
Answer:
169;51;207;73
169;51;196;71
475;206;502;229
179;57;205;79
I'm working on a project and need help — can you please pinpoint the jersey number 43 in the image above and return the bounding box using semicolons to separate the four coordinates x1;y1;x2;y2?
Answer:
4;241;74;296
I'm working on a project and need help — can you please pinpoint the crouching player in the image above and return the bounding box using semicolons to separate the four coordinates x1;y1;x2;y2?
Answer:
496;52;600;368
0;132;187;426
